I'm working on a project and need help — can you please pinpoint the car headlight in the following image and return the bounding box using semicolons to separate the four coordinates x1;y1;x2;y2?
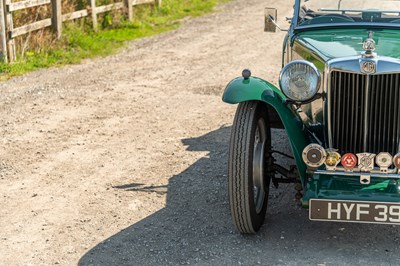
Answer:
279;60;321;102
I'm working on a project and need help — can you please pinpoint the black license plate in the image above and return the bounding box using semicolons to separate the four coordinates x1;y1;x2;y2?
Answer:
310;199;400;225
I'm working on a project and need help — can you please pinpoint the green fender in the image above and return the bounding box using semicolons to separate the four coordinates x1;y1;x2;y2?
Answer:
222;76;312;184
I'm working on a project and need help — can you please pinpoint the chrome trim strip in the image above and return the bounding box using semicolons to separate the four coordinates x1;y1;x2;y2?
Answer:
325;64;332;147
397;75;400;153
363;75;370;150
294;23;400;32
308;169;400;178
282;33;290;67
328;56;400;75
319;8;400;13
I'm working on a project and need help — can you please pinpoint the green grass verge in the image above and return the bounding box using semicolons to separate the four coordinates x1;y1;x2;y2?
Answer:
0;0;230;79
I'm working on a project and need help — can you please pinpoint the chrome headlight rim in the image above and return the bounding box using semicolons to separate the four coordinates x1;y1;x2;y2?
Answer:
279;60;321;102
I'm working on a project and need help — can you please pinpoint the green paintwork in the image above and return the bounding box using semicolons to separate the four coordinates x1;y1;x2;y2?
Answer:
295;28;400;61
293;28;400;207
222;76;286;103
224;26;400;209
222;75;400;207
301;174;400;207
222;76;311;185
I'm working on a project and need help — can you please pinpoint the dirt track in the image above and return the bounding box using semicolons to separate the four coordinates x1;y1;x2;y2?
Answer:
2;0;400;265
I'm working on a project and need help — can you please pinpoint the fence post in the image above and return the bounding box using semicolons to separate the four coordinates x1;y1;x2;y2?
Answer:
0;0;7;62
51;0;62;38
4;0;15;62
126;0;133;21
90;0;97;31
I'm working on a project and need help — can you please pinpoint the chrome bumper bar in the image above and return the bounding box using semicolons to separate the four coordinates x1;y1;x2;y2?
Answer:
308;168;400;179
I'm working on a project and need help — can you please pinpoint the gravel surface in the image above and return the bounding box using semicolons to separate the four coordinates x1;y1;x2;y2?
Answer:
1;0;400;265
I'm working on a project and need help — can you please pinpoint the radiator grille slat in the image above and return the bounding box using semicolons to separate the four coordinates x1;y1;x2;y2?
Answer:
345;73;351;152
350;73;355;152
389;75;395;149
330;71;400;155
394;75;400;151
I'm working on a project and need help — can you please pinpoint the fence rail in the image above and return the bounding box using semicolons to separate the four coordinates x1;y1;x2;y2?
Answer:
0;0;161;63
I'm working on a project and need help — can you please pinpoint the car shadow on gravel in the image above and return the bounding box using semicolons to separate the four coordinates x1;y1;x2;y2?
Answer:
79;127;400;266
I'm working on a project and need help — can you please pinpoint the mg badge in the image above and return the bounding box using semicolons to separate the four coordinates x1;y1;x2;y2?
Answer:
362;61;376;73
357;153;376;171
302;144;326;169
325;149;341;171
341;153;357;170
376;152;392;172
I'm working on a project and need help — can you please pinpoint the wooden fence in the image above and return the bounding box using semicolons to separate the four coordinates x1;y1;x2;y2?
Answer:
0;0;161;63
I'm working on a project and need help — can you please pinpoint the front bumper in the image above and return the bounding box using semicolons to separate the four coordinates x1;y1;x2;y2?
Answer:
301;170;400;208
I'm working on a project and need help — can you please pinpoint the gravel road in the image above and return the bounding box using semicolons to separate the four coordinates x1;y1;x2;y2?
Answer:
2;0;400;265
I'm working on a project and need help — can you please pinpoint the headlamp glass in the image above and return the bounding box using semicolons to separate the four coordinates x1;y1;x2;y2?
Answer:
279;60;321;102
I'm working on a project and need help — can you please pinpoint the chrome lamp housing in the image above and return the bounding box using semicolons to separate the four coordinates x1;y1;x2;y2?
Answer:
279;60;321;102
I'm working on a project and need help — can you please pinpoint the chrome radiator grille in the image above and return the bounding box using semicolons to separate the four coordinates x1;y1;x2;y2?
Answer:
330;71;400;155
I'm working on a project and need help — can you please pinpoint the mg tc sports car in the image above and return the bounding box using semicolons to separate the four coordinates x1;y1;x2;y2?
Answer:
223;0;400;233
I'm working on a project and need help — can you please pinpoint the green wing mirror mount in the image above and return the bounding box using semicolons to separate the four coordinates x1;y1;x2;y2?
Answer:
264;8;288;32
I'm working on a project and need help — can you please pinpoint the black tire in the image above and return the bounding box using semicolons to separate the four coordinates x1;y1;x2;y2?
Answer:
228;101;272;234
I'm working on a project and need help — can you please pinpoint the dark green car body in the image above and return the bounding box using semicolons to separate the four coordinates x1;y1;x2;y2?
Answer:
223;1;400;208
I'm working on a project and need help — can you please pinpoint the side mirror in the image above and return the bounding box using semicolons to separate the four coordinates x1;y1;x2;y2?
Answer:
265;8;278;32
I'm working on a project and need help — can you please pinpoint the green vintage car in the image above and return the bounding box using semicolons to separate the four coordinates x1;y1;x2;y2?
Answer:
223;0;400;233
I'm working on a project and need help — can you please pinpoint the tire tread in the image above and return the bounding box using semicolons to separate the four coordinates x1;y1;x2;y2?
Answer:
228;101;258;233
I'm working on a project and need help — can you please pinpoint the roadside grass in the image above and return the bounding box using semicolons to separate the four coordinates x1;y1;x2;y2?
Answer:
0;0;230;79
